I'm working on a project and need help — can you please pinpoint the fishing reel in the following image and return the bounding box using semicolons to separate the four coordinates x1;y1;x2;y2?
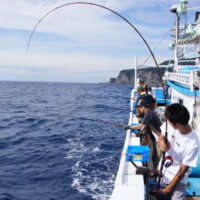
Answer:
165;156;173;168
133;129;145;137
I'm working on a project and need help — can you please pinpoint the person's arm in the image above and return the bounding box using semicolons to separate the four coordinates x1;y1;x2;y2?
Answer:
162;164;189;194
161;164;189;195
152;164;189;197
123;124;146;131
129;124;144;130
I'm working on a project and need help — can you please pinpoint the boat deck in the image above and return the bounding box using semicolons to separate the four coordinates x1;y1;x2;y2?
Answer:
110;87;200;200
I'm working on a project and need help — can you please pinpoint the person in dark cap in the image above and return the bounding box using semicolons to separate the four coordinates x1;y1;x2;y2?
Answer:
136;92;156;109
135;88;156;122
124;98;162;171
126;98;162;135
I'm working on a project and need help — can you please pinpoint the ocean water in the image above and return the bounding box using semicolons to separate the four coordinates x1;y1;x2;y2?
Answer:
0;81;133;200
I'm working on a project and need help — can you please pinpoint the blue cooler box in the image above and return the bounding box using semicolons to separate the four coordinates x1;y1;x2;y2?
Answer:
126;145;150;162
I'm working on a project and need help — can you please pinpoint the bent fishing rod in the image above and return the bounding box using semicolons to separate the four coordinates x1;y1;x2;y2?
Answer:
26;1;168;189
26;1;166;101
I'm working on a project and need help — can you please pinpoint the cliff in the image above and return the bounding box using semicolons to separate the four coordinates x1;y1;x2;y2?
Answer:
109;58;199;84
109;67;167;85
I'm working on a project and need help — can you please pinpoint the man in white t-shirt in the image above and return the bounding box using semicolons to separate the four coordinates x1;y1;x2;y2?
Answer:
153;103;199;200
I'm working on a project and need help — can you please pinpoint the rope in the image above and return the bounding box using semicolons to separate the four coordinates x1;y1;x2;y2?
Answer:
140;29;171;68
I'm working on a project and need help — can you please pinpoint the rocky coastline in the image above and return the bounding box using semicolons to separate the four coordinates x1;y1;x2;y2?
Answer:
109;67;167;85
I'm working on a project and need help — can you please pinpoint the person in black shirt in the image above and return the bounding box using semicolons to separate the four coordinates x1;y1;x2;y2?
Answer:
124;99;162;171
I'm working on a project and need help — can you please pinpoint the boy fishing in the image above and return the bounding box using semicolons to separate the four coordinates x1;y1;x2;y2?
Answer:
152;103;199;200
124;97;162;171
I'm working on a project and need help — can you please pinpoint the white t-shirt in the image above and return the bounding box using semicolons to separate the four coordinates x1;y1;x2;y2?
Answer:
160;123;199;184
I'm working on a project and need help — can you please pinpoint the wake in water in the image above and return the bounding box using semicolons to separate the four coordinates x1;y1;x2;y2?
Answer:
0;81;132;200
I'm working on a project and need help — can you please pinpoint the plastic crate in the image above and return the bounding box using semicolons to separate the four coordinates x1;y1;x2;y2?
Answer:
126;145;150;162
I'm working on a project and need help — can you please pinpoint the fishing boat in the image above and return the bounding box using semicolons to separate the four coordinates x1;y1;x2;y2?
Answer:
110;0;200;199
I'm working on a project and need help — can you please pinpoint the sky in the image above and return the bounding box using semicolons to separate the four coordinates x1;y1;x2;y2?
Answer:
0;0;199;83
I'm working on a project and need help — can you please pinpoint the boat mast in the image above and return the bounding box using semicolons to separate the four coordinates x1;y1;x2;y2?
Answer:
175;13;180;70
171;5;180;70
170;0;189;70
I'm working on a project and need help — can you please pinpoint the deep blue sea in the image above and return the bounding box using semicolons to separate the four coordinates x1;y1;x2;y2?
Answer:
0;81;133;200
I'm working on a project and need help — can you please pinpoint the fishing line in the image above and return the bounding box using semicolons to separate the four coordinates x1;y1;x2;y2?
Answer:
94;105;130;112
75;117;125;128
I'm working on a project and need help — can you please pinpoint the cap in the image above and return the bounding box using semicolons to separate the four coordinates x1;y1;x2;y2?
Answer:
142;94;156;104
135;94;155;107
136;99;150;107
136;94;155;108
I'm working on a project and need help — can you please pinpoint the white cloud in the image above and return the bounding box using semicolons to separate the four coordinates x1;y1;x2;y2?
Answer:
0;50;133;68
0;0;199;82
0;52;131;82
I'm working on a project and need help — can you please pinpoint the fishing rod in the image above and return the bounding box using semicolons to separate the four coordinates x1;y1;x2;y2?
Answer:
26;2;164;88
77;117;125;128
26;1;168;191
156;129;168;189
26;1;166;101
76;117;143;136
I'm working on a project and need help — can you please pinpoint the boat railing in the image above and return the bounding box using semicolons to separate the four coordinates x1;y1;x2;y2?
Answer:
165;70;194;90
165;68;200;90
